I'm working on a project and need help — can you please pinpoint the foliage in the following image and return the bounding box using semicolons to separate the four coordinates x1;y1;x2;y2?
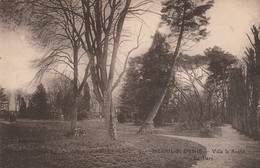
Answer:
117;112;126;123
0;87;9;105
60;83;91;121
119;32;174;126
0;88;9;116
227;67;247;131
161;0;214;42
61;88;74;120
76;82;91;121
137;0;214;133
136;32;173;126
228;25;260;140
176;53;209;69
205;46;238;81
26;100;34;119
119;56;142;122
199;121;214;137
46;77;91;121
18;96;27;118
77;82;91;120
27;83;50;120
204;46;238;123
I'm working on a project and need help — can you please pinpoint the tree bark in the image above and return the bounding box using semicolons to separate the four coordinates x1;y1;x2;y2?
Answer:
103;90;117;140
138;86;169;133
70;45;79;133
70;96;78;132
104;0;131;139
109;96;117;140
221;80;226;124
250;76;259;139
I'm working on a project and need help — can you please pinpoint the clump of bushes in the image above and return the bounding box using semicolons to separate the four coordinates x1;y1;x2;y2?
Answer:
117;113;126;123
77;110;89;120
200;121;215;137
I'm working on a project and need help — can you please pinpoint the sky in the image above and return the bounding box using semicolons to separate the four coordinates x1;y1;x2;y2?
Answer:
0;29;40;92
0;0;260;92
189;0;260;56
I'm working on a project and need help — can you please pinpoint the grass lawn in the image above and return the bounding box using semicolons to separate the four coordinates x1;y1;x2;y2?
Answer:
0;119;207;168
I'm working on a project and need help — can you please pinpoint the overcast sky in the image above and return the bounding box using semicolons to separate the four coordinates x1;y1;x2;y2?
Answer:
0;0;260;92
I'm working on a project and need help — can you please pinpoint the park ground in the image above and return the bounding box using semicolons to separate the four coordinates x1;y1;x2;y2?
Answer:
0;119;259;168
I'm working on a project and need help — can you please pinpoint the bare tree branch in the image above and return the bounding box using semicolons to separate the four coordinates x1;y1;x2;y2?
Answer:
112;21;143;91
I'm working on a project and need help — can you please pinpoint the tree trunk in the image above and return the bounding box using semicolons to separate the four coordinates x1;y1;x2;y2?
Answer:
138;86;168;134
250;77;259;139
209;94;213;120
70;96;78;133
109;97;117;139
251;25;260;139
221;81;226;124
103;91;110;129
70;46;79;133
103;90;117;140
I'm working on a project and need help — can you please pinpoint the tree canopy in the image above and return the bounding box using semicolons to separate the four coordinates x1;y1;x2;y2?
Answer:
0;87;9;105
120;32;173;126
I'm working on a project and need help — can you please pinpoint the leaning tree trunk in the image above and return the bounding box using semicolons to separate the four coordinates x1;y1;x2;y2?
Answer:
138;84;169;134
138;5;187;134
137;53;180;134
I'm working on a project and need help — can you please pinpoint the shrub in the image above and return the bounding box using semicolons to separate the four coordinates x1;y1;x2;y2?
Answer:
77;110;88;120
117;113;126;123
200;121;214;137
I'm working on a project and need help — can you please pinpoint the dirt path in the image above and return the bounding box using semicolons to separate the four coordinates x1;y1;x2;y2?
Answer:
157;125;260;168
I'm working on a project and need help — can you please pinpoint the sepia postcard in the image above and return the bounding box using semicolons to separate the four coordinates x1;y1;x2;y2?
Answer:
0;0;260;167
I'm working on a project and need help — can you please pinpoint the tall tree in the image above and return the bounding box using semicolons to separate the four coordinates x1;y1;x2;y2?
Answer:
18;96;27;118
77;82;91;120
0;87;9;111
136;32;172;126
0;87;8;104
46;76;71;120
119;56;142;122
64;0;145;139
139;0;214;133
227;67;247;132
205;46;237;123
27;100;35;119
224;25;260;140
29;83;49;119
243;25;260;139
120;32;174;126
